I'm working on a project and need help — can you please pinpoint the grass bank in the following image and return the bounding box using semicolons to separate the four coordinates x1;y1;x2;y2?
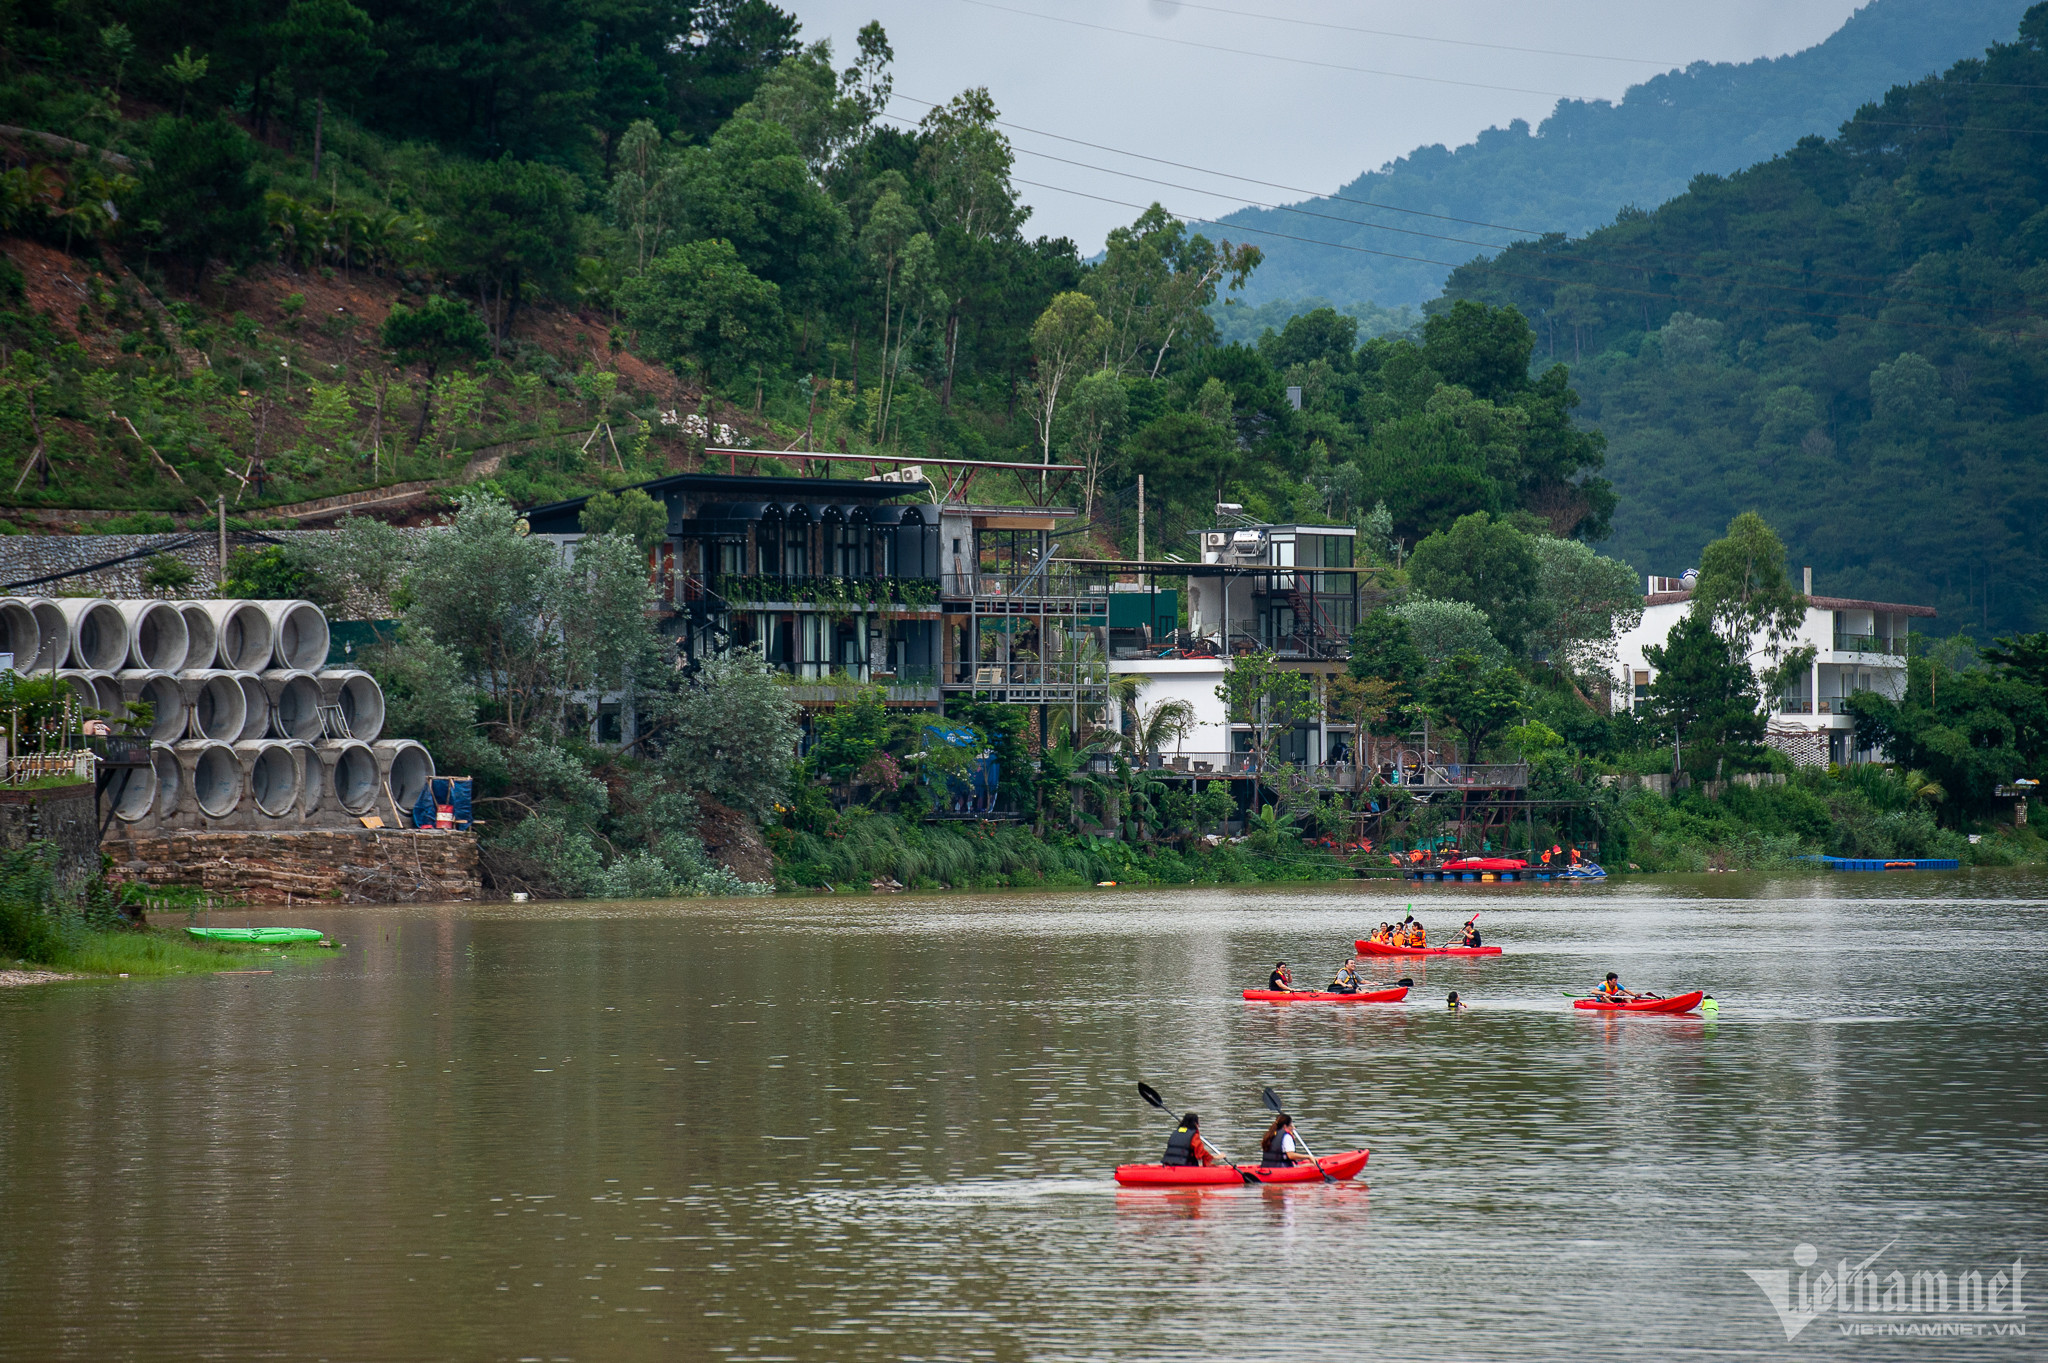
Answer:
30;926;336;979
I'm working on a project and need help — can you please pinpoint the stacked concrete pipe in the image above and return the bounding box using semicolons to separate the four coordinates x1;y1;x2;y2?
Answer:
234;740;302;818
318;739;380;817
0;598;66;671
57;669;123;715
372;739;434;821
116;670;189;742
0;599;38;673
201;600;274;671
55;598;126;670
263;670;324;740
176;603;218;676
317;669;385;741
182;670;249;741
261;600;330;671
114;600;189;671
174;740;242;820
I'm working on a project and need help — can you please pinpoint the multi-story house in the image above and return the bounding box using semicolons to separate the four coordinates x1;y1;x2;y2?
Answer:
1612;568;1936;766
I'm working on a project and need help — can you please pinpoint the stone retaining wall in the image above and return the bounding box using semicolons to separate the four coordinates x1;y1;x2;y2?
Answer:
0;782;102;892
104;828;478;904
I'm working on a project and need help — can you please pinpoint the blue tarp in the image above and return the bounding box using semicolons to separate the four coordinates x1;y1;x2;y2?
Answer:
411;776;474;830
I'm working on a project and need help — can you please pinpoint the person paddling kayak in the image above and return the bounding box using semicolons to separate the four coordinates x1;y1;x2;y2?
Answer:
1162;1113;1220;1167
1328;957;1366;994
1596;972;1642;1000
1268;962;1295;992
1458;917;1482;948
1259;1113;1308;1166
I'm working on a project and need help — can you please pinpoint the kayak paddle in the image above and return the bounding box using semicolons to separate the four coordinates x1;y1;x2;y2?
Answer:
1136;1082;1258;1186
1260;1085;1334;1184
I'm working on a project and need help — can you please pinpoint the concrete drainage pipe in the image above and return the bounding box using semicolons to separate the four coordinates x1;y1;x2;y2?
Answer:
285;741;323;816
200;601;275;671
372;739;435;820
109;751;161;822
319;739;380;815
260;600;330;671
149;743;182;821
117;670;189;742
177;603;218;676
230;673;270;741
114;600;189;671
175;740;242;819
57;670;123;715
316;669;385;741
13;598;66;671
55;598;126;670
263;670;324;740
235;740;303;818
0;599;39;673
183;671;249;741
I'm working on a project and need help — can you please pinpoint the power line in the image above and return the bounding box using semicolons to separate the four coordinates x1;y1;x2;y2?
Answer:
943;0;1582;99
1117;0;1681;66
1009;176;2043;339
892;93;2048;300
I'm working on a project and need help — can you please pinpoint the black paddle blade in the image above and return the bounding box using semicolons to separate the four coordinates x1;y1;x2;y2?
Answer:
1397;977;1415;988
1137;1081;1166;1111
1239;1168;1261;1186
1261;1085;1283;1113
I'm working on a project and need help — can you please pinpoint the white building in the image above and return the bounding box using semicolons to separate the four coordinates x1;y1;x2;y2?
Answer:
1612;569;1935;766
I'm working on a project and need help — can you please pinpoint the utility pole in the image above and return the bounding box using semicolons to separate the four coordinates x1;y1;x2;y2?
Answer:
216;495;227;592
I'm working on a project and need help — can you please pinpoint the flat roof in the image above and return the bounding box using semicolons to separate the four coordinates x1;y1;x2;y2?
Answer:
521;470;930;525
1645;590;1936;618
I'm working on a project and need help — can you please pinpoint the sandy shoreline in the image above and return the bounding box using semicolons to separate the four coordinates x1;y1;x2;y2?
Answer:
0;969;80;987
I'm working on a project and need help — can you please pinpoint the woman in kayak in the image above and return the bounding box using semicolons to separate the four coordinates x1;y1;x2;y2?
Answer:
1403;918;1426;948
1268;961;1295;991
1596;972;1641;1000
1328;957;1366;994
1259;1114;1307;1167
1162;1114;1220;1167
1458;918;1483;948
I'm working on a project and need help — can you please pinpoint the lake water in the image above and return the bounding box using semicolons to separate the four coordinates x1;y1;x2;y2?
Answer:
2;873;2044;1361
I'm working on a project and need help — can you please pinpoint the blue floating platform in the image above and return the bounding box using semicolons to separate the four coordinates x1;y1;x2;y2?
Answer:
1808;856;1961;872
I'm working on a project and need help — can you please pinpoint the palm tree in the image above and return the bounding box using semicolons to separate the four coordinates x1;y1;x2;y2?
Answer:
1119;697;1195;763
1902;769;1946;807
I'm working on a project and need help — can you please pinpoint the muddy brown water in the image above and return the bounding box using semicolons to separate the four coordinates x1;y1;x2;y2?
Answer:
2;872;2044;1360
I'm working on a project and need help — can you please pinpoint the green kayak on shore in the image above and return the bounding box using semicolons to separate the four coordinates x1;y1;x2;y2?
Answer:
186;927;326;945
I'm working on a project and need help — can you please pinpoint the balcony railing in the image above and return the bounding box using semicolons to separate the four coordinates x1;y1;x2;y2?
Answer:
1833;634;1907;656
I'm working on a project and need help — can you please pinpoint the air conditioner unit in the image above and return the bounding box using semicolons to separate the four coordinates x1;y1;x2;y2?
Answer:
1202;532;1227;550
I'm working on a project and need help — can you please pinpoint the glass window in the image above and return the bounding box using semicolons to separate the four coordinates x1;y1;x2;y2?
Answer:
1326;536;1352;567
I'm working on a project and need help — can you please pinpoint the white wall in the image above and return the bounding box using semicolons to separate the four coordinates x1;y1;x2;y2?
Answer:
1110;657;1230;751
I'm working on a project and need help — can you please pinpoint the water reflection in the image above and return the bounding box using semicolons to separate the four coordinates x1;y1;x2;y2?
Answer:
0;871;2044;1359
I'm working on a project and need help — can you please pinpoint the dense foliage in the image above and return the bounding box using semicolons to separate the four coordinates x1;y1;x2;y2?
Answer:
1444;7;2048;636
1217;0;2030;310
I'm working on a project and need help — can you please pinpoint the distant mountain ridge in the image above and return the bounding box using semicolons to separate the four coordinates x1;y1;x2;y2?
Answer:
1217;0;2032;309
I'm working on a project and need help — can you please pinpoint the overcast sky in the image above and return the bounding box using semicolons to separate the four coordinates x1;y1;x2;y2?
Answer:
786;0;1868;253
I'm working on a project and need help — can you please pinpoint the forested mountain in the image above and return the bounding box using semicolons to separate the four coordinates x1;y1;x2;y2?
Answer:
1442;7;2048;638
1217;0;2030;311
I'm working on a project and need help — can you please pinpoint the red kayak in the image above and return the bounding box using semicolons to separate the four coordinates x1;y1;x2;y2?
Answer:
1242;986;1409;1003
1572;990;1706;1014
1356;939;1502;957
1114;1149;1371;1187
1440;857;1526;871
